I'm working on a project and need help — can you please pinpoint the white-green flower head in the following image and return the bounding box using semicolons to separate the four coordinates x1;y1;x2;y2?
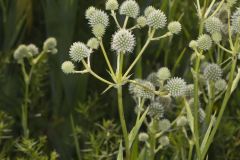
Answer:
129;79;155;100
211;32;222;43
159;136;170;146
87;38;99;50
148;102;164;120
69;42;92;62
205;17;223;34
204;63;222;81
138;132;149;142
147;72;160;87
157;67;171;81
14;44;32;60
231;8;240;34
106;0;119;10
158;119;171;131
168;21;182;34
111;29;136;53
227;0;237;8
147;9;167;29
61;61;75;74
43;37;57;52
176;116;188;127
189;40;198;49
89;10;109;27
27;44;39;56
144;6;155;17
197;34;212;51
137;16;147;27
119;0;140;18
215;79;227;91
166;77;187;97
199;107;206;123
185;84;194;98
92;24;106;38
85;6;97;19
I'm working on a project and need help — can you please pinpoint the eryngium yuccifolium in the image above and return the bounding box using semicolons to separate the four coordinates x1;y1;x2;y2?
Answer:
215;79;227;91
144;6;155;17
14;45;32;60
205;17;222;34
189;40;198;49
199;107;206;123
43;37;57;51
227;0;237;7
211;32;222;43
231;8;240;34
138;132;149;142
87;38;99;49
137;16;147;27
92;24;106;38
166;77;187;97
168;21;182;34
204;63;222;81
111;29;136;53
69;42;92;62
129;79;155;99
85;6;97;19
176;116;188;127
61;61;75;74
105;0;119;10
185;84;194;98
159;136;170;146
147;9;167;29
157;67;171;81
119;0;140;18
148;102;164;120
158;119;171;131
89;10;109;27
197;34;212;50
27;44;39;56
147;72;160;87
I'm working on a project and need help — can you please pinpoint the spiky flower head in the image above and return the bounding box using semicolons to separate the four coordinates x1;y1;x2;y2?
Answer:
157;67;171;81
159;136;170;146
176;116;188;127
27;44;39;56
185;84;194;98
119;0;140;18
211;32;222;43
189;40;198;49
138;132;149;141
148;102;164;120
147;72;160;87
129;79;155;100
205;17;222;34
227;0;237;8
14;45;32;60
89;10;109;28
87;38;99;49
144;6;155;17
231;8;240;34
168;21;182;34
61;61;75;74
166;77;187;97
69;42;92;62
137;16;147;27
85;6;97;19
197;34;212;50
215;79;227;91
111;29;136;53
147;9;167;29
204;63;222;81
105;0;119;11
92;24;106;38
158;119;171;131
43;37;57;53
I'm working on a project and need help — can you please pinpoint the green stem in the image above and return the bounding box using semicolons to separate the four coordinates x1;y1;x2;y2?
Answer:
205;81;215;125
70;115;81;160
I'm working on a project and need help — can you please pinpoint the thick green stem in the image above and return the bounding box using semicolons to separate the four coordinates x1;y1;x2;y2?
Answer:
205;81;215;125
22;80;29;138
70;115;81;160
149;130;156;160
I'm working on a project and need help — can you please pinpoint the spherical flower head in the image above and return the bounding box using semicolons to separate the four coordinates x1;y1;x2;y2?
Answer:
119;0;140;18
147;9;167;29
87;38;99;50
27;44;39;56
159;136;170;146
204;63;222;81
215;79;227;91
92;24;106;38
147;72;160;87
231;8;240;34
148;102;164;120
69;42;92;62
157;67;171;81
189;40;198;49
43;37;57;52
14;45;32;60
168;21;182;34
137;16;147;27
85;6;97;19
111;29;136;53
166;77;187;97
227;0;237;8
185;84;194;98
158;119;171;131
89;10;109;27
197;34;212;50
205;17;223;34
211;32;222;43
176;116;188;127
144;6;155;17
138;132;149;142
61;61;75;74
106;0;119;10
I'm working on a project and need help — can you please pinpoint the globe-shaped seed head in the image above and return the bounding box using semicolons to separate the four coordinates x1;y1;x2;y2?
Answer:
215;79;227;91
168;21;182;34
144;6;155;17
137;16;147;27
138;132;149;142
158;119;171;131
211;32;222;43
166;77;187;97
111;29;136;53
231;8;240;34
148;102;164;120
105;0;119;10
203;63;222;81
85;6;97;19
69;42;92;62
92;24;106;38
147;72;160;87
119;0;140;18
176;116;188;127
157;67;171;81
14;45;32;60
205;17;223;34
159;136;170;146
27;44;39;56
185;84;194;98
147;9;167;29
61;61;75;74
87;38;99;49
197;34;212;50
89;10;109;27
189;40;198;49
43;37;57;51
